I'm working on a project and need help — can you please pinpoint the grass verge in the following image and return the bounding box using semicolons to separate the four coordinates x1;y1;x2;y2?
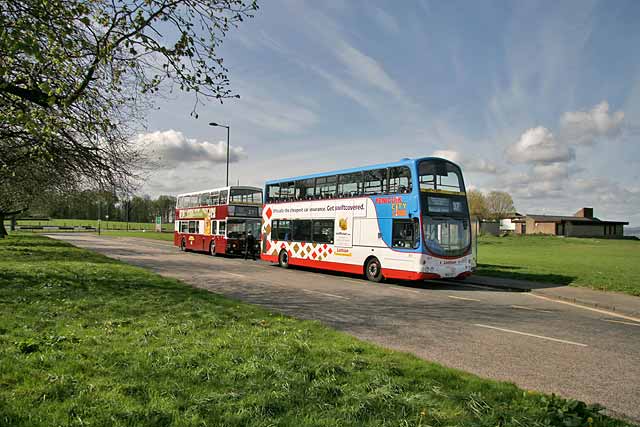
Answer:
477;235;640;296
5;218;173;231
0;235;629;426
99;230;175;241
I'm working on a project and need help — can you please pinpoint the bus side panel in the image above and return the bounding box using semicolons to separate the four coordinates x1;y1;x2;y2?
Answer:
288;256;363;275
353;217;386;248
217;236;228;254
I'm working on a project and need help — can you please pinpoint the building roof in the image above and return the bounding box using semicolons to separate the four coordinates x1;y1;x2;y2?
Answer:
513;214;628;225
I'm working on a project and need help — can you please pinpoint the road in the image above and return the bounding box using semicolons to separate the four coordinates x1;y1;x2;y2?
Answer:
50;233;640;423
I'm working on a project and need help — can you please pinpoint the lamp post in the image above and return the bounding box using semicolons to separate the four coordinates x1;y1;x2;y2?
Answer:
209;122;230;186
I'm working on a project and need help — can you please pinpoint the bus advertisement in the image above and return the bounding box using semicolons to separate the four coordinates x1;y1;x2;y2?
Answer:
174;186;262;256
260;157;474;281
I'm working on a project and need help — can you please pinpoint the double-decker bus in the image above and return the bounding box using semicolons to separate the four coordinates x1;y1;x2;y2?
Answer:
260;157;473;281
175;186;262;256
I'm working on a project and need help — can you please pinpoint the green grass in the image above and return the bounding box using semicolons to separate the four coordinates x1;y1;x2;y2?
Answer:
0;235;629;427
100;230;175;241
477;235;640;296
5;218;173;231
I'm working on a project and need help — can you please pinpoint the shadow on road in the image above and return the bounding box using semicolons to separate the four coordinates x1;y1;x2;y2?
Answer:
475;263;575;288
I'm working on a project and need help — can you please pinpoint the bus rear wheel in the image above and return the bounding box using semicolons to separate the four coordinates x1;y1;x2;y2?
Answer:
278;250;290;269
209;240;217;256
365;257;383;282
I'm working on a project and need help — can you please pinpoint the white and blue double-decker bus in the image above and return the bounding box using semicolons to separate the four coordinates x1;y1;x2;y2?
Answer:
260;157;474;282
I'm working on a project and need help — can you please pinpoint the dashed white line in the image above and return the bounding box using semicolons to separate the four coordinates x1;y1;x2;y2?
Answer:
301;289;350;300
448;295;481;302
474;324;588;347
526;293;640;323
511;305;552;313
601;319;640;327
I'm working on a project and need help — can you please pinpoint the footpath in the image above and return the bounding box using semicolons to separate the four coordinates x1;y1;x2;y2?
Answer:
463;275;640;319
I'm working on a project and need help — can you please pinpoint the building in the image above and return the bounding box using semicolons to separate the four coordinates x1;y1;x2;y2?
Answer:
500;213;523;233
512;208;628;238
479;220;500;236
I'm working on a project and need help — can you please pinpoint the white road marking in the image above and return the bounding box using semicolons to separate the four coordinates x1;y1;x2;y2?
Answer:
301;289;350;300
511;305;552;313
225;272;247;279
526;293;640;323
383;285;422;294
448;295;481;302
601;319;640;327
343;279;365;285
474;324;587;347
401;288;422;294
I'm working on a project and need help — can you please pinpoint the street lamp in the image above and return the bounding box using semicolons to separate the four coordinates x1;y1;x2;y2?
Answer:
209;122;230;186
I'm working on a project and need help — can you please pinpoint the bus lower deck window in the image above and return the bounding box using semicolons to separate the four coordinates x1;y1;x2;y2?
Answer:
392;219;419;249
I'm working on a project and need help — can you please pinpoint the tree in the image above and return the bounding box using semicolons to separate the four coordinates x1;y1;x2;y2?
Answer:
1;0;258;210
0;157;70;237
155;195;177;224
485;191;515;220
467;189;488;219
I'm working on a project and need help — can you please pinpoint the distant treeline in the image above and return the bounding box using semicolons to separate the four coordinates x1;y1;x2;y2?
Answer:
24;191;176;224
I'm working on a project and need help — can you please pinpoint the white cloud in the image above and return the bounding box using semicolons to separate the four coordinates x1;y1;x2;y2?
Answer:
506;126;575;164
136;129;247;167
432;149;462;163
531;162;569;181
432;149;499;174
561;101;624;145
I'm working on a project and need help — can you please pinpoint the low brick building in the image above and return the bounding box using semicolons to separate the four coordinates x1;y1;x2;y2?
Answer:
512;208;628;238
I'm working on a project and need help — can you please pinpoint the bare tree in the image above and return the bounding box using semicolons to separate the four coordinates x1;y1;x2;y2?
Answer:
485;191;515;220
467;189;489;219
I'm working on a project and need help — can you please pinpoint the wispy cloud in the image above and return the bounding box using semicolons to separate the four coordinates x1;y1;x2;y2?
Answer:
369;6;399;34
309;65;377;112
334;41;404;101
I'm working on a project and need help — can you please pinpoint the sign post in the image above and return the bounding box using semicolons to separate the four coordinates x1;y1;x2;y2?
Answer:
155;215;162;232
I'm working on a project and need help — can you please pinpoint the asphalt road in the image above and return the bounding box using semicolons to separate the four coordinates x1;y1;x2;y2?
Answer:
50;233;640;423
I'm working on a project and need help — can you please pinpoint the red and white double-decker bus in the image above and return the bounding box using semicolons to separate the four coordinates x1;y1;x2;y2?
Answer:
174;186;262;256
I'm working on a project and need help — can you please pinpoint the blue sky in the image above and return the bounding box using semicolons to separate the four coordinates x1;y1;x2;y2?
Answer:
139;0;640;226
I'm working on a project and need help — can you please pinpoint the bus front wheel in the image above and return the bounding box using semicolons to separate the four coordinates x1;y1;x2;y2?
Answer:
278;250;290;269
365;257;383;282
209;240;217;256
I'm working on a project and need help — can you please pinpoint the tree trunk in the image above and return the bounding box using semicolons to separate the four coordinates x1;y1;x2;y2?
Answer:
10;215;17;231
0;213;7;238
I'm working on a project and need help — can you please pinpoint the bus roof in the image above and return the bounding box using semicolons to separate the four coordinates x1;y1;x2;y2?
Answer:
176;185;262;198
264;157;461;185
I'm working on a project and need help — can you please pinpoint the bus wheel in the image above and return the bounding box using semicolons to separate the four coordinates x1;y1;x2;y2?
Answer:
180;238;186;252
365;257;383;282
209;241;217;256
278;250;290;269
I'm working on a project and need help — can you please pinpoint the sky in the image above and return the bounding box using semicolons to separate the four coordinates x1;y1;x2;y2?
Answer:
137;0;640;227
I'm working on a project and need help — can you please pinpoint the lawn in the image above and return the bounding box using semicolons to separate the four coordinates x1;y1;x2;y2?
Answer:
100;230;174;241
0;235;628;427
476;235;640;296
5;218;174;232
